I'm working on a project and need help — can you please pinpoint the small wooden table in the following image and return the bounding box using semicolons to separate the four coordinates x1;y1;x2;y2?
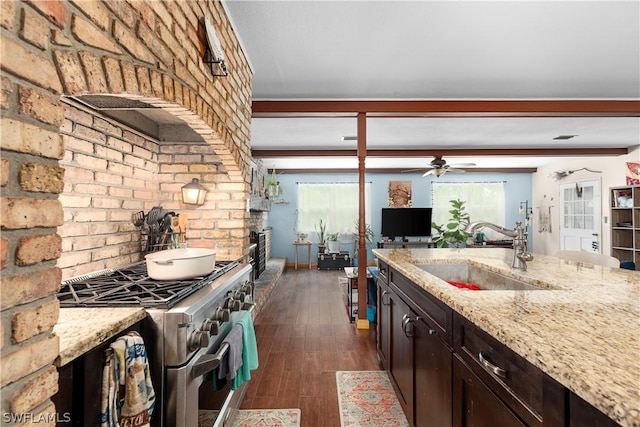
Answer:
343;267;373;322
293;241;312;269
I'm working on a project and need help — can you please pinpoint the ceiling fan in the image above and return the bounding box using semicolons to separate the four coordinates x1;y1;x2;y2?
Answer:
405;156;476;177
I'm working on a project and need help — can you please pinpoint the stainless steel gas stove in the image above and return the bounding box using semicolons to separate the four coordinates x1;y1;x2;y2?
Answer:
58;259;254;427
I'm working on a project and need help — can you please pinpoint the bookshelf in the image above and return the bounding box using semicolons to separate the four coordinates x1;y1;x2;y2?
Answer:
610;185;639;268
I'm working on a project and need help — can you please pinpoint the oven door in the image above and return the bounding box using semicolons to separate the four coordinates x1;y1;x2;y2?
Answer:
165;306;255;427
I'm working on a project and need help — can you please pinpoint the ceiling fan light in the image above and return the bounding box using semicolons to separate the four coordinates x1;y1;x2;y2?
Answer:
433;168;446;177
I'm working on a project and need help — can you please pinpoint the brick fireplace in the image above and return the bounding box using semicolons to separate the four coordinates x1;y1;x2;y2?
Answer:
0;0;252;421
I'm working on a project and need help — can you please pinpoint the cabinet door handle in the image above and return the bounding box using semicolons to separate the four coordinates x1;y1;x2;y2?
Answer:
416;316;438;335
402;314;414;338
381;290;390;306
478;352;507;379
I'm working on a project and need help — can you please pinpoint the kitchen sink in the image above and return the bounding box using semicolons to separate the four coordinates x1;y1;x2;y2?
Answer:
417;263;550;291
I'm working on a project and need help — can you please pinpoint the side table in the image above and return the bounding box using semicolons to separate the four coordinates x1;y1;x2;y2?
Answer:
343;267;372;322
293;241;312;270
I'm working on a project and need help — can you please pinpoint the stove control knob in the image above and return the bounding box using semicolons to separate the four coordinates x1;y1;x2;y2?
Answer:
225;298;242;312
187;330;209;352
213;307;230;323
227;290;246;302
201;319;220;336
240;282;253;295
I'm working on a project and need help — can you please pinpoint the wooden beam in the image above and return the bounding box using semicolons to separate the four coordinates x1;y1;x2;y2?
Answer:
366;148;629;157
254;149;357;157
267;168;538;174
253;100;640;117
253;147;628;158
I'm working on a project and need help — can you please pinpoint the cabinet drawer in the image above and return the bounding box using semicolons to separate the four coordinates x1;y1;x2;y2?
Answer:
454;314;548;426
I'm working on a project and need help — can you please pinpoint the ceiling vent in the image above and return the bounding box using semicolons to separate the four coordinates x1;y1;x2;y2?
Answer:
553;135;578;140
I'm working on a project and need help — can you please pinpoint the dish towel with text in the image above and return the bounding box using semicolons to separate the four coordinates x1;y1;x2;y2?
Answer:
231;311;259;390
100;331;156;427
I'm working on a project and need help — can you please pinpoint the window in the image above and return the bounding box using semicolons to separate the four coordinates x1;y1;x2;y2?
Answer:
297;183;371;236
431;182;505;232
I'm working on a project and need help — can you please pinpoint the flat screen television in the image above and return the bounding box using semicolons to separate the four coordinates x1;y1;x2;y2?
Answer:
381;208;432;240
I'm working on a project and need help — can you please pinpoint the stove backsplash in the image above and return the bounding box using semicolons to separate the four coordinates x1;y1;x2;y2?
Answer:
57;103;251;280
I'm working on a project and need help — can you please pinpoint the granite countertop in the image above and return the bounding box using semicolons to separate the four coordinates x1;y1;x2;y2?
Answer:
53;307;147;366
373;247;640;427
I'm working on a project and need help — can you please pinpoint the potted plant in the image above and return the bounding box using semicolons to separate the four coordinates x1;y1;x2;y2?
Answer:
431;199;473;248
326;232;340;253
264;169;282;200
315;219;327;253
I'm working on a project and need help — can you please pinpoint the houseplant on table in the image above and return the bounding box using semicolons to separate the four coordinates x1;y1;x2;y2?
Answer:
315;219;327;253
326;232;340;253
431;199;473;248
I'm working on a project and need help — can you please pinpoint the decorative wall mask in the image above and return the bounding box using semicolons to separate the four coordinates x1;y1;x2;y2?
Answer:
388;181;412;207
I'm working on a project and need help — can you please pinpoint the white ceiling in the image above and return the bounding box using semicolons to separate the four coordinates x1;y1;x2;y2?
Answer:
223;1;640;172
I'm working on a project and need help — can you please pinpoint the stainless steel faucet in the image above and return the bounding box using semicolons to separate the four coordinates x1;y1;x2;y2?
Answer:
464;221;534;270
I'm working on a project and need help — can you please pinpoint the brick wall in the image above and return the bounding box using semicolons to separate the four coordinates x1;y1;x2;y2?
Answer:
58;103;159;278
0;0;252;422
58;102;247;279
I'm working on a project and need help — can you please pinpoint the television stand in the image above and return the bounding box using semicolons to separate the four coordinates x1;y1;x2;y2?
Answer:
377;240;435;249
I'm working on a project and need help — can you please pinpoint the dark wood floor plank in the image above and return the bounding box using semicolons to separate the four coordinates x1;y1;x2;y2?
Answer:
242;268;380;422
254;350;286;397
299;396;322;427
278;369;302;408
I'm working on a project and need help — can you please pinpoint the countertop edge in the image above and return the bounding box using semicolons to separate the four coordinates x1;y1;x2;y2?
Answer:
54;308;147;367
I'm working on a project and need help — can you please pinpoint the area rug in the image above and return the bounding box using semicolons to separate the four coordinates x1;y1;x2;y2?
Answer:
199;409;301;427
336;370;409;427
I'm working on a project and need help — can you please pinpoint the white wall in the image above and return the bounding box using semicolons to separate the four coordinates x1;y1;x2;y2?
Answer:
531;146;639;256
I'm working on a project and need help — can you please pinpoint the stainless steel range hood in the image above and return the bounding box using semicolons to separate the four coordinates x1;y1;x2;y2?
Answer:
68;95;206;143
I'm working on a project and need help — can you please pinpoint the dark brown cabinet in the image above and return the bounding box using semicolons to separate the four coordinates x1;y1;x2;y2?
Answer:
376;263;453;427
454;314;565;427
569;393;621;427
377;278;390;369
414;315;452;427
53;322;144;426
376;261;390;368
388;289;415;421
453;354;527;427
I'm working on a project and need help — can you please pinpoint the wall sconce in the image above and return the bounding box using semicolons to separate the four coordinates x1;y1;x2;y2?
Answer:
181;178;208;205
203;16;228;77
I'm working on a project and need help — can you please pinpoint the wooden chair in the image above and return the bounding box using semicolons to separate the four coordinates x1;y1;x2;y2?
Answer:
553;250;620;268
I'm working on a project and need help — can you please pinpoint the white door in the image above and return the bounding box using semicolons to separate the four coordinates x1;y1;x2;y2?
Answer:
559;180;601;252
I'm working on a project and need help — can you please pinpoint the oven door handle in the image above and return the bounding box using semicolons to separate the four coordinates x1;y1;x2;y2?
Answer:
192;342;229;378
192;302;256;378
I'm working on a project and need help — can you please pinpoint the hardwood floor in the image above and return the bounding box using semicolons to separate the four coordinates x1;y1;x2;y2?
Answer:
241;268;381;427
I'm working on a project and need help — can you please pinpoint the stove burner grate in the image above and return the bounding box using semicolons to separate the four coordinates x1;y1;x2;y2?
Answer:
58;260;239;309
